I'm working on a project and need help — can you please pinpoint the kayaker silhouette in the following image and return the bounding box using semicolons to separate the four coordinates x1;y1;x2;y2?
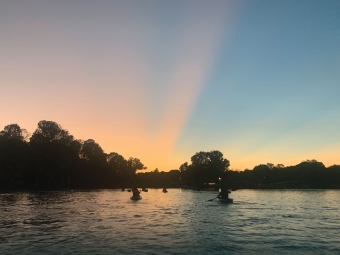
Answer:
217;187;230;199
132;187;140;197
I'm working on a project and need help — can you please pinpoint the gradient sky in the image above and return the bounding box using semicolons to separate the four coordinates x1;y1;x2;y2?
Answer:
1;0;340;171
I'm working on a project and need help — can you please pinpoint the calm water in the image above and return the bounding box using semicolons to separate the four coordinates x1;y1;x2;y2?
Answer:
1;189;340;254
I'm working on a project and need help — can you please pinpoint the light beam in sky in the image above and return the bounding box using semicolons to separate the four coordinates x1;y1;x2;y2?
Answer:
0;0;238;171
142;1;238;170
2;0;339;171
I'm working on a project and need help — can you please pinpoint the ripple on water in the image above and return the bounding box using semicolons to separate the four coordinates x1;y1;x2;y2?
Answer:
1;189;340;254
23;219;65;225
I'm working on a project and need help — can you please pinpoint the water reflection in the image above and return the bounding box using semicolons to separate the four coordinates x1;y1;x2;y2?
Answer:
0;189;340;254
0;192;23;206
26;191;72;206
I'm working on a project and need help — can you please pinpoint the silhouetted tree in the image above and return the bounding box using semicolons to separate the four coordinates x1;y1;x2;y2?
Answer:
252;163;273;185
326;165;340;188
27;120;79;190
179;162;193;186
30;120;74;145
227;159;338;189
80;139;109;188
0;124;29;141
0;124;29;190
107;152;126;185
125;157;146;185
180;150;230;188
294;160;326;188
2;120;340;191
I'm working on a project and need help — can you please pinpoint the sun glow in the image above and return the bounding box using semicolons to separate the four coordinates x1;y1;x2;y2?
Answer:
94;1;238;171
1;1;239;172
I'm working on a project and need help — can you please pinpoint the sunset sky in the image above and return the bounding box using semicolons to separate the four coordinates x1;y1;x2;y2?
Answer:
1;0;340;171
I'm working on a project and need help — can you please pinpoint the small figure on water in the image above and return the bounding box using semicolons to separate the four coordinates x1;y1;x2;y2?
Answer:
217;187;231;199
130;187;142;200
162;187;168;193
132;187;140;197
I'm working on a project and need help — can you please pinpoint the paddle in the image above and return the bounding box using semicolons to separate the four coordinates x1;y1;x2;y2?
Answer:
208;196;218;201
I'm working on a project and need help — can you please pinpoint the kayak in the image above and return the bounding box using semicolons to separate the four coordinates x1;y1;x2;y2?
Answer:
216;198;233;203
130;195;142;200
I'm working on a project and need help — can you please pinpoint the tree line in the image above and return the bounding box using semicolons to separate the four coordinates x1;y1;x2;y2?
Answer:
1;120;339;191
0;121;145;191
227;161;340;189
179;155;340;189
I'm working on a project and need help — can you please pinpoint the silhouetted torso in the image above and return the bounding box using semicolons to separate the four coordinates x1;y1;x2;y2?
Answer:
132;187;140;196
217;188;230;199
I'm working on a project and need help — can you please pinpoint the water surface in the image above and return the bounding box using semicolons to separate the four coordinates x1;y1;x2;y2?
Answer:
1;189;340;254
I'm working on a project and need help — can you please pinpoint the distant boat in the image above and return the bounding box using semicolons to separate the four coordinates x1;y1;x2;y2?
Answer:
162;188;168;193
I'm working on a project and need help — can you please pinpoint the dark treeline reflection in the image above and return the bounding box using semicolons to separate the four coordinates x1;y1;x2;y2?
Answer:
0;121;340;191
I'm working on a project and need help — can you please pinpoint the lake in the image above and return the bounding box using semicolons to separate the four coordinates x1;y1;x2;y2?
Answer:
1;189;340;254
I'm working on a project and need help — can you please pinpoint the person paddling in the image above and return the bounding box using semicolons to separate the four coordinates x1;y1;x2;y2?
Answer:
217;187;231;199
132;187;140;197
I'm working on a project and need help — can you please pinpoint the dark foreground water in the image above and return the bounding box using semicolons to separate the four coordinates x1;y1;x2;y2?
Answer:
1;189;340;254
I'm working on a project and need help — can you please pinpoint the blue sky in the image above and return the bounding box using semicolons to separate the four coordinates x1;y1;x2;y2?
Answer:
175;0;340;169
1;0;340;171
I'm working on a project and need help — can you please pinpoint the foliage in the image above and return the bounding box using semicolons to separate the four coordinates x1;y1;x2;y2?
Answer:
227;160;338;189
0;124;29;190
0;121;145;191
180;150;230;188
0;121;340;191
